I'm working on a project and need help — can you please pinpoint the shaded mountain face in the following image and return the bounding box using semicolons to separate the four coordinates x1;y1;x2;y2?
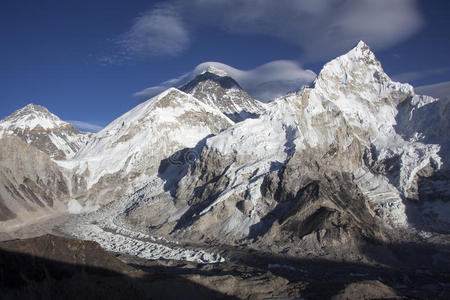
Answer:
0;104;90;160
181;66;266;122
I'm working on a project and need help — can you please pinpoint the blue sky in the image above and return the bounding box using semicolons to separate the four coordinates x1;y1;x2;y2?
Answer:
1;0;450;131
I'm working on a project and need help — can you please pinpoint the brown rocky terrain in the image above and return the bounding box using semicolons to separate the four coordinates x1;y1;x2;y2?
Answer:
0;136;71;226
1;234;450;299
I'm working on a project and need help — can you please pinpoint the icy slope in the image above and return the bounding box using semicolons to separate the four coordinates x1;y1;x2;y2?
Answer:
0;104;91;160
60;88;234;207
181;66;267;122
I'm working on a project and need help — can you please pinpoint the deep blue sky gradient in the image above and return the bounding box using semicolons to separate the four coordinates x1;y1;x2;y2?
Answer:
1;0;449;130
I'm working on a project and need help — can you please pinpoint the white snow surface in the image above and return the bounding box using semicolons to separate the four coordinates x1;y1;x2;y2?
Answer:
67;199;83;214
199;97;300;223
202;65;229;77
310;42;443;211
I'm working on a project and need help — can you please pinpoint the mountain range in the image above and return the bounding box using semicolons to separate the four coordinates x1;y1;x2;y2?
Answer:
1;41;449;267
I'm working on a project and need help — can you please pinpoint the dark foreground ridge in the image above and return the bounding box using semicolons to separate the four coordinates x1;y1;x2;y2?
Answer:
0;234;236;300
1;234;450;299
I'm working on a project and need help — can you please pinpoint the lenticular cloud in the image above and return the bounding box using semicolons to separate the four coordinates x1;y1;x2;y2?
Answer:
135;60;316;102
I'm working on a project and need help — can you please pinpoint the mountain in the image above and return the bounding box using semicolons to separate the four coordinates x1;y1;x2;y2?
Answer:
180;66;266;122
1;42;449;269
0;135;72;227
76;41;450;263
59;87;234;209
0;104;91;160
0;104;92;227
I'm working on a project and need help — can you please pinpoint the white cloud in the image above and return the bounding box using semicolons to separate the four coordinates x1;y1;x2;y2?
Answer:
116;4;189;57
135;60;316;102
392;67;450;83
118;0;424;61
415;81;450;100
67;120;104;132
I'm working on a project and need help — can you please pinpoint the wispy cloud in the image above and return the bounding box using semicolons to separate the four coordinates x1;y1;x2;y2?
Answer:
135;60;316;102
115;4;189;58
415;81;450;99
113;0;424;62
67;120;104;132
392;67;450;83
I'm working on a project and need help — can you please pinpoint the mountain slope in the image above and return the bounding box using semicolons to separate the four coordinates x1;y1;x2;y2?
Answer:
181;66;266;122
60;88;234;208
0;135;71;227
0;104;91;160
103;41;450;261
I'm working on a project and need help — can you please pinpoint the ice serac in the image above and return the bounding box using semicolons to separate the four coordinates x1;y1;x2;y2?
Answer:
0;104;91;160
113;41;449;261
62;88;234;208
181;66;266;122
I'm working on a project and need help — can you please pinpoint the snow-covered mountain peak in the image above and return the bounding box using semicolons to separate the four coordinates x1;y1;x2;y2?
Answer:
354;40;372;55
68;87;234;196
315;40;382;86
314;40;414;99
0;103;68;131
0;103;91;160
181;68;266;123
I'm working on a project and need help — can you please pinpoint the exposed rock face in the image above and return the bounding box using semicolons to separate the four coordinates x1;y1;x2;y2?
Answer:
0;104;90;160
0;136;71;225
181;66;266;122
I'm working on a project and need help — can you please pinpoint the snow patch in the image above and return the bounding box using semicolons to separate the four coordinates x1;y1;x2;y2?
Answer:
67;199;83;214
